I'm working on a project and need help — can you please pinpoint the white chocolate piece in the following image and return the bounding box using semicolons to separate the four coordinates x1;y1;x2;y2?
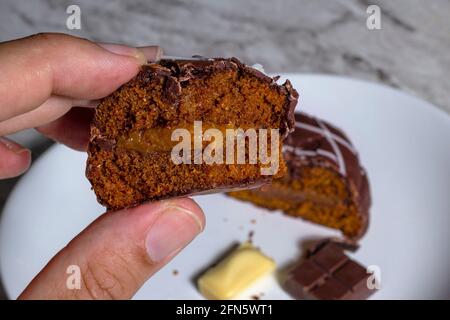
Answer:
197;242;276;300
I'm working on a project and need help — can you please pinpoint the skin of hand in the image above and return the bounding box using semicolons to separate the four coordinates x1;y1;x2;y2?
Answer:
0;33;205;299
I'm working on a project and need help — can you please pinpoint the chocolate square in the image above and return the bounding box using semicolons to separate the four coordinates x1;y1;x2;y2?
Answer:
310;277;349;300
334;260;373;299
284;240;377;300
311;242;348;272
291;260;327;290
334;260;368;288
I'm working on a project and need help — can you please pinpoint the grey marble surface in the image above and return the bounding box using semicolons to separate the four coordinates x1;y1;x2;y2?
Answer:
1;0;449;112
0;0;449;299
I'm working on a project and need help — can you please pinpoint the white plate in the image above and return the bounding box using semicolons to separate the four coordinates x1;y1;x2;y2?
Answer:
1;75;450;300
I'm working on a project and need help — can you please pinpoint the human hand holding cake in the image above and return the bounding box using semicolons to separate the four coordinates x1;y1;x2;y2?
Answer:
1;32;373;300
0;33;205;299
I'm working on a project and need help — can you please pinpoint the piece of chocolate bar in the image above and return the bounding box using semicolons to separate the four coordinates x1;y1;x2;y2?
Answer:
284;240;376;300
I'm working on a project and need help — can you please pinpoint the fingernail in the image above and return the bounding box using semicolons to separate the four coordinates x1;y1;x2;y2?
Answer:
145;205;203;263
97;43;148;65
0;137;30;155
138;46;163;62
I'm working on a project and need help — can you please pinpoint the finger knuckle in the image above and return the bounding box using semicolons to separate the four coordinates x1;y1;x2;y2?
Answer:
81;258;128;300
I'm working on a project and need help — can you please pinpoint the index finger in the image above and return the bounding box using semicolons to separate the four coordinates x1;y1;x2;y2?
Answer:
0;33;148;122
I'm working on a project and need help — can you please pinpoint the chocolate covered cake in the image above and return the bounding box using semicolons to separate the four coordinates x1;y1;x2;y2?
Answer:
229;113;370;239
86;57;298;210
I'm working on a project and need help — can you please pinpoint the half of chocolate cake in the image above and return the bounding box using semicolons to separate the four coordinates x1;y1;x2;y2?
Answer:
228;113;371;240
86;57;298;210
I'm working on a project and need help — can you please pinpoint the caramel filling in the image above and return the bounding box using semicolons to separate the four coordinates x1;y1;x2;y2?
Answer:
116;123;271;153
250;182;339;207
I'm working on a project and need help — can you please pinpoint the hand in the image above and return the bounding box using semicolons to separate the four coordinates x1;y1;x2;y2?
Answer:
0;33;205;299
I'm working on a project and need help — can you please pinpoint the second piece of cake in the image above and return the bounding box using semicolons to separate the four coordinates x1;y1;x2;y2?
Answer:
229;113;371;240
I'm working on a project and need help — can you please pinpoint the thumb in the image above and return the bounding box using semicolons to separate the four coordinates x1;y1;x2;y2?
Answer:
0;137;31;179
18;198;205;300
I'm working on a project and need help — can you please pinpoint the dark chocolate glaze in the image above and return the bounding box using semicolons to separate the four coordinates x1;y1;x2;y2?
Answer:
157;57;298;138
284;113;371;239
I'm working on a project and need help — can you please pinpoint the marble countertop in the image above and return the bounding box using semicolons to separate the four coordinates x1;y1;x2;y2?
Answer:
1;0;449;113
0;0;449;299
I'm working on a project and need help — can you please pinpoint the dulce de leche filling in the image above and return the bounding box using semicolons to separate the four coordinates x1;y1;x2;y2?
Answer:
251;182;339;207
116;122;270;154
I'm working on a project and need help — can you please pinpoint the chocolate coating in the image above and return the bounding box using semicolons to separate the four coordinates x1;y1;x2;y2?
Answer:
158;57;298;139
283;113;371;239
